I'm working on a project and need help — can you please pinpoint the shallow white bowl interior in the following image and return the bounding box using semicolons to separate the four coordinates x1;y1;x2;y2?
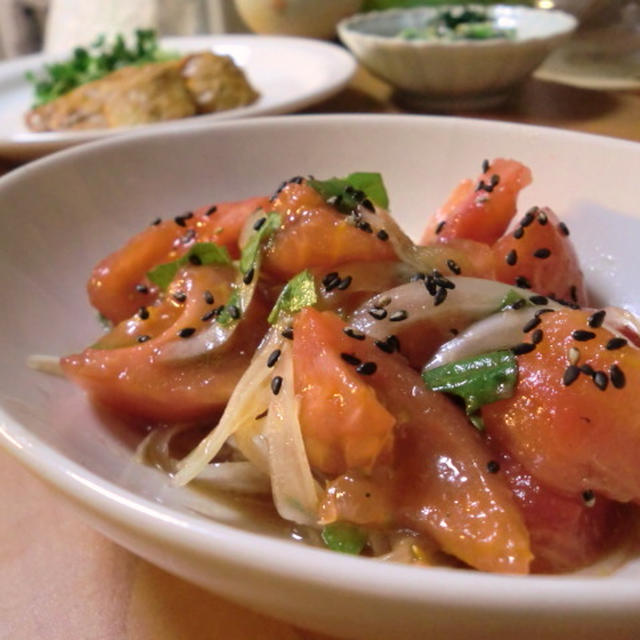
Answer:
1;115;639;640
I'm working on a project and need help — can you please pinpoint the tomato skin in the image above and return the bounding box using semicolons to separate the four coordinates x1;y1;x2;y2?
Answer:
483;308;640;503
88;196;269;323
293;308;532;573
263;182;396;281
493;207;587;305
487;441;623;573
63;265;269;424
421;159;532;246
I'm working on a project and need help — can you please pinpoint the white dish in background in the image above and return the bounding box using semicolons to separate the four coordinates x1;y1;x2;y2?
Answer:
535;25;640;91
1;115;640;640
338;5;577;111
0;35;356;161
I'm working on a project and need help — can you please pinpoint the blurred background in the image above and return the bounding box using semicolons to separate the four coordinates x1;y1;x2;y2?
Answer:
0;0;634;59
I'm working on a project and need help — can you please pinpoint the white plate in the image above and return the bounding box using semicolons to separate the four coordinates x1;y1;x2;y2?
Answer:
0;35;356;161
534;26;640;90
1;115;639;639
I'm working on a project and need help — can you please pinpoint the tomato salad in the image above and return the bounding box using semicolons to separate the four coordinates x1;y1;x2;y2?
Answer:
55;160;640;575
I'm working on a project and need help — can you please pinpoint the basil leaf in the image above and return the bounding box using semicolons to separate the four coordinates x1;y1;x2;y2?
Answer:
422;350;517;416
268;270;317;324
308;172;389;214
147;242;231;290
239;212;281;275
321;522;367;555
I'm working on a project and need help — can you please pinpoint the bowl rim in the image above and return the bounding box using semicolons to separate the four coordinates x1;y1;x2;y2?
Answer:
1;113;640;619
337;4;578;49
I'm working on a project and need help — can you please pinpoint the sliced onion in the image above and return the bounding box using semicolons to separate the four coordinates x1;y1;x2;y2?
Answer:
172;327;280;485
26;354;64;376
350;277;528;342
195;461;271;495
262;343;320;525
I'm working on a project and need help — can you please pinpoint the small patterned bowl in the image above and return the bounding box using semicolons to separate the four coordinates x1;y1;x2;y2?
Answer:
338;5;577;111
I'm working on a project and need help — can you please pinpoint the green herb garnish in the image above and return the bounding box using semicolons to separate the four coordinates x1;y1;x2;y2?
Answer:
26;29;177;106
240;212;281;275
268;270;317;324
497;289;530;312
321;522;368;555
147;242;231;290
422;350;517;421
308;172;389;215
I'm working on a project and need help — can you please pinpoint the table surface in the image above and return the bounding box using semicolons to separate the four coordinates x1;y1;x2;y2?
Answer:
2;53;640;640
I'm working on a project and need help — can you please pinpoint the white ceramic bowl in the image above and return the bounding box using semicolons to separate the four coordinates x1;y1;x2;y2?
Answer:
1;115;640;640
338;5;577;110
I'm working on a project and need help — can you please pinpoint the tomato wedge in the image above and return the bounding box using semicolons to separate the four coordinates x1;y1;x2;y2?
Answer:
493;206;587;305
293;308;532;573
421;158;532;246
263;181;396;280
88;196;269;323
483;308;640;503
62;264;269;423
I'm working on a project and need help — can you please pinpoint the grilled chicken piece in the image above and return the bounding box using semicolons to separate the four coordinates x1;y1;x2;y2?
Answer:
25;52;258;132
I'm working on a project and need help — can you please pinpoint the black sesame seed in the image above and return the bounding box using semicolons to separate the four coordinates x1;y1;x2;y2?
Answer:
173;291;187;303
137;335;151;343
605;337;628;350
377;229;389;241
490;174;500;187
203;290;214;305
572;330;596;342
356;220;373;234
533;248;551;259
205;205;218;216
138;306;150;320
178;327;196;338
593;371;608;391
510;298;527;310
563;365;580;386
188;253;202;266
580;364;595;376
425;276;437;296
487;460;500;474
344;327;365;341
587;310;606;328
522;317;541;333
368;307;387;320
513;226;524;240
227;305;240;320
253;216;267;231
151;217;161;226
386;335;400;351
537;211;548;225
447;259;461;275
482;159;490;173
520;212;535;228
281;327;294;340
135;283;149;294
322;271;339;286
434;287;448;306
356;361;377;375
374;339;394;353
515;276;531;289
610;364;626;389
389;310;408;322
529;295;548;305
475;180;486;192
531;329;543;345
290;176;304;184
341;352;362;366
376;296;392;308
558;222;570;236
505;249;517;266
361;198;375;212
512;342;535;356
174;212;193;227
243;267;255;285
271;376;283;395
337;276;353;291
201;309;216;322
535;307;555;318
435;220;446;235
267;349;281;368
434;276;455;290
582;490;596;507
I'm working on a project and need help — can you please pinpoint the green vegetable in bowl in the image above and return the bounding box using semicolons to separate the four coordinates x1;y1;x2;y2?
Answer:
25;29;178;106
398;7;517;40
